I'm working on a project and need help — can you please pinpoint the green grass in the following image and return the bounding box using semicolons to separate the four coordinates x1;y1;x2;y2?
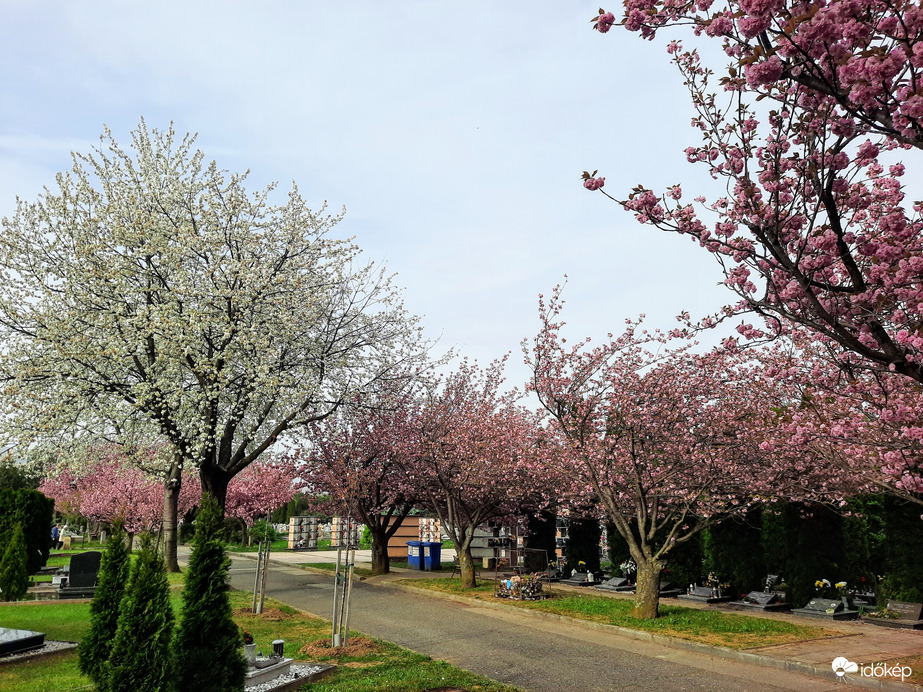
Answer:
0;583;520;691
400;579;836;649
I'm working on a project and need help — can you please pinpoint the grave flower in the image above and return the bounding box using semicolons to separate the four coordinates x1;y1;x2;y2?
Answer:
242;630;254;646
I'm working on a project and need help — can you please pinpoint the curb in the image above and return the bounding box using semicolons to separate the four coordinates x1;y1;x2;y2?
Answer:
386;581;923;692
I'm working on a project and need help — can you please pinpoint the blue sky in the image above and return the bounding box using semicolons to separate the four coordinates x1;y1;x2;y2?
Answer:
0;1;735;388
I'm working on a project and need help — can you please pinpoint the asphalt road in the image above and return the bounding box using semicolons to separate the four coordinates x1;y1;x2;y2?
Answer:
225;556;842;692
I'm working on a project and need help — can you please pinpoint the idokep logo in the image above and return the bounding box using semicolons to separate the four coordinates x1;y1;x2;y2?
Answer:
832;657;858;677
832;657;913;682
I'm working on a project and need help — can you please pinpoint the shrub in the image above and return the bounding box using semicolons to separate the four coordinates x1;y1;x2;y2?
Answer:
249;519;277;544
173;495;246;692
0;488;54;573
103;533;174;692
0;523;29;601
78;524;130;685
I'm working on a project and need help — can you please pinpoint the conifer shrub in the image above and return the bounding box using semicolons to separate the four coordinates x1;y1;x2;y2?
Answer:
0;488;54;573
103;533;175;692
173;494;246;692
0;523;29;601
78;524;130;685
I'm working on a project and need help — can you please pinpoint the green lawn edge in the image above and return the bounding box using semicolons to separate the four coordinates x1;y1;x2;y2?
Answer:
395;578;837;650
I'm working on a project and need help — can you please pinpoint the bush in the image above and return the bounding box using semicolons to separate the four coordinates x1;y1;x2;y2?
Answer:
249;519;277;544
173;495;246;692
78;524;130;685
0;523;29;601
0;488;53;573
103;534;174;691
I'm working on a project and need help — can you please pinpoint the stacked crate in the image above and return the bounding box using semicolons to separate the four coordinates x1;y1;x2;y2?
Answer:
287;516;319;550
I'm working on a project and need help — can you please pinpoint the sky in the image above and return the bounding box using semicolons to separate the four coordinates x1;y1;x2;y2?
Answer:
0;1;737;390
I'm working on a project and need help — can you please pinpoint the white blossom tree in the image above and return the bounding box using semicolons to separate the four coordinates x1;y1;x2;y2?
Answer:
0;121;429;569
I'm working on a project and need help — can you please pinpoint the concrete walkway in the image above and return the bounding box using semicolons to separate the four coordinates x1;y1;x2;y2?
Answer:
202;548;922;692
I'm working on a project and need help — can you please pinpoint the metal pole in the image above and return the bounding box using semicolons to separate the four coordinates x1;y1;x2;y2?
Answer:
342;547;356;647
258;537;271;614
331;547;342;646
252;547;263;613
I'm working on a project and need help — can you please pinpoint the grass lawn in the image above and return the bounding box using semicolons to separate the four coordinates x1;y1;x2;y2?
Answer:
400;578;836;649
0;589;519;692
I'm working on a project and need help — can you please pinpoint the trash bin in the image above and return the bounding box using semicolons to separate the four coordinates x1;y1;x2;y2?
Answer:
406;541;422;570
422;542;442;571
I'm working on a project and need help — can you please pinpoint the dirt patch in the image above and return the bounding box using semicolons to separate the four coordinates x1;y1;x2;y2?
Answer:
232;606;297;621
298;636;383;658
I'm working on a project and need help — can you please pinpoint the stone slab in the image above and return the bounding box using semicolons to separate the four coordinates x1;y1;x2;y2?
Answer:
245;657;293;687
721;600;792;613
791;605;860;621
0;628;45;656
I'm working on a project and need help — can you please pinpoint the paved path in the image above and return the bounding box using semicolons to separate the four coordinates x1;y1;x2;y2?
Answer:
219;552;863;692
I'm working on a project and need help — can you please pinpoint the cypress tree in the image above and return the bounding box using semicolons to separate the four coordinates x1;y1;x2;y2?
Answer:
78;524;131;684
103;534;175;692
173;495;246;692
0;523;29;601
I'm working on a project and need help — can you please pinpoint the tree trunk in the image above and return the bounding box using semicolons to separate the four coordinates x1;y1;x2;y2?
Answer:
200;464;233;512
162;463;182;572
632;558;664;619
459;543;478;588
370;529;390;574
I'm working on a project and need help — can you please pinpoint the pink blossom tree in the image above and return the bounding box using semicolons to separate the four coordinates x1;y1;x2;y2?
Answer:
408;360;543;588
224;457;298;542
585;6;923;503
298;389;419;574
524;288;844;618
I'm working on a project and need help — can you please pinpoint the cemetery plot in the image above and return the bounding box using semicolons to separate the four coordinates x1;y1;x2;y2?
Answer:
678;585;735;604
863;600;923;630
722;591;792;612
559;570;603;587
58;551;101;599
791;598;859;621
0;628;45;656
595;576;634;593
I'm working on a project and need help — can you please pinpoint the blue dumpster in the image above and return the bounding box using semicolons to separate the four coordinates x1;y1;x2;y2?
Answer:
422;542;442;571
406;541;422;570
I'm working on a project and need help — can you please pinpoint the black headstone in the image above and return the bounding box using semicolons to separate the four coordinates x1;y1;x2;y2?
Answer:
0;628;45;655
746;591;778;605
887;600;923;621
803;598;843;613
604;577;629;588
659;581;673;591
691;586;714;598
66;551;101;589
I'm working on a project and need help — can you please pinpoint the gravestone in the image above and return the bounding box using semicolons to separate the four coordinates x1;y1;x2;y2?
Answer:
888;600;923;621
792;598;859;620
721;590;792;612
0;628;45;656
679;584;734;604
560;570;601;587
59;551;101;598
595;576;633;592
658;581;683;598
863;600;923;630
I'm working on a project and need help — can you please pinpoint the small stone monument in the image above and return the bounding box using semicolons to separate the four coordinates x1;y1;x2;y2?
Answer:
595;576;634;592
863;600;923;630
792;597;859;621
679;585;734;604
722;590;791;612
59;551;101;599
244;638;295;688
